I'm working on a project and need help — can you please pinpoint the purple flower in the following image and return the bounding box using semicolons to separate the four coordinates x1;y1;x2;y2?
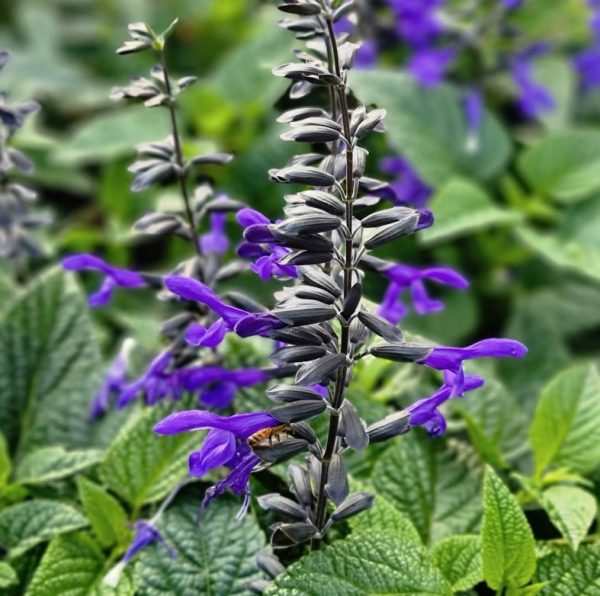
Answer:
380;156;432;208
178;366;268;409
155;410;279;515
236;208;297;280
407;371;484;435
389;0;445;47
117;350;182;408
199;212;229;255
502;0;523;9
123;520;174;563
165;275;283;340
62;254;146;307
333;18;378;68
574;48;600;90
376;263;469;323
511;45;554;118
408;47;455;87
89;339;134;420
462;90;483;153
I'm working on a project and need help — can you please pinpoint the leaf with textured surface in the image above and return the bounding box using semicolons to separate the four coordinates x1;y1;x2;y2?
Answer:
482;467;536;590
530;365;600;477
534;545;600;595
350;69;511;186
372;432;483;544
15;447;103;484
135;494;265;595
99;404;199;508
0;268;102;458
421;178;521;245
77;477;131;549
267;530;452;595
431;535;482;592
0;499;88;559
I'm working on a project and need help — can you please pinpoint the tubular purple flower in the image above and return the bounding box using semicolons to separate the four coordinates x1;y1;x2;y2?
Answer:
511;45;554;118
62;253;146;307
154;410;279;436
123;520;174;563
574;2;600;90
389;0;445;47
380;156;432;208
199;212;229;255
408;47;455;87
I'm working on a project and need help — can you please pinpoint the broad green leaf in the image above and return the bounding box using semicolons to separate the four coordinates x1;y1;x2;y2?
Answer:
431;535;482;592
15;447;103;484
0;433;11;486
268;530;452;595
373;432;483;544
135;495;266;595
0;268;102;458
0;499;88;559
534;544;600;594
99;404;200;508
0;562;18;589
77;477;131;549
530;365;600;477
518;196;600;282
518;129;600;203
482;467;536;590
421;178;521;245
55;107;170;164
0;275;15;316
350;69;511;186
518;478;596;551
534;56;576;132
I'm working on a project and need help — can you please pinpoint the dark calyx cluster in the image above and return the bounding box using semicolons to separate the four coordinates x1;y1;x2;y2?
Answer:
0;51;47;263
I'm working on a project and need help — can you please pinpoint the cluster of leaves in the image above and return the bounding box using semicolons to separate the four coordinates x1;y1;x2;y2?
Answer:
1;0;600;594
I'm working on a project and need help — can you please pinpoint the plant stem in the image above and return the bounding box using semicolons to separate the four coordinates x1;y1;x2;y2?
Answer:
159;51;202;259
311;16;356;548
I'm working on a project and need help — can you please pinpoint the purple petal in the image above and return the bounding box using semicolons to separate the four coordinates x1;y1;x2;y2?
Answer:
200;382;237;408
234;313;283;337
188;429;236;477
236;208;269;228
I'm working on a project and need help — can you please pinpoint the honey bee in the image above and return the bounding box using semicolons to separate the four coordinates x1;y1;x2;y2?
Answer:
248;424;293;449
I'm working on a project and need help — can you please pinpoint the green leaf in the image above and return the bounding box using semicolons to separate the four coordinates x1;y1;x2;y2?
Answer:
534;544;600;594
350;69;511;186
77;477;131;549
26;532;106;596
15;447;103;484
372;432;483;544
533;55;576;132
0;433;11;486
518;478;596;551
268;530;452;595
98;404;200;508
530;365;600;477
135;494;266;595
421;178;521;245
482;467;536;590
0;268;102;458
518;129;600;203
54;107;170;164
0;499;88;559
431;535;482;592
0;562;18;589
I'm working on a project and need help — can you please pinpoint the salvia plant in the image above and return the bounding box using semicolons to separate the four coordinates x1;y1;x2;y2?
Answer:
59;2;529;588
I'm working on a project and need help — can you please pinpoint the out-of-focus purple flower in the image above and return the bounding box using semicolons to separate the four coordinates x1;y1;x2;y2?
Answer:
165;276;283;340
89;338;135;420
463;90;484;153
389;0;445;47
574;2;600;90
376;262;469;323
236;208;297;281
178;365;268;409
511;45;554;118
155;410;279;516
407;371;484;435
118;350;182;408
199;212;229;255
409;47;455;87
333;19;378;68
502;0;523;10
380;157;432;208
62;254;146;307
123;520;175;563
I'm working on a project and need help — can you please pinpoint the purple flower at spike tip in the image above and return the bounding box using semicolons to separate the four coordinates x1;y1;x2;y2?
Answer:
407;371;484;436
463;90;483;154
236;208;297;281
199;212;229;255
376;263;469;323
89;338;135;420
380;157;432;208
62;254;146;307
155;410;279;516
165;275;283;340
408;47;455;87
511;45;555;118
